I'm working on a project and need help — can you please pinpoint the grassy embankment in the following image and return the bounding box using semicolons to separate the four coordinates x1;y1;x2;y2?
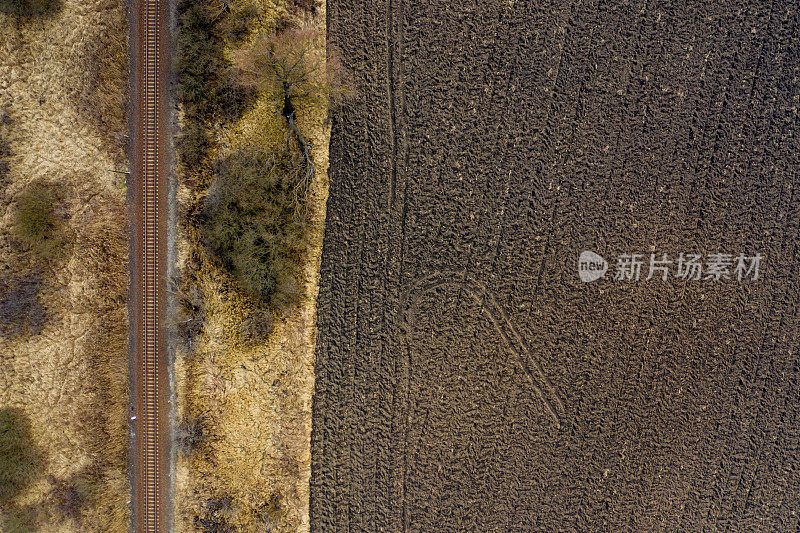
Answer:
0;0;129;531
173;0;333;530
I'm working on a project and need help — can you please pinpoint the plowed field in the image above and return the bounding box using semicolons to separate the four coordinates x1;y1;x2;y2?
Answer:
312;1;800;530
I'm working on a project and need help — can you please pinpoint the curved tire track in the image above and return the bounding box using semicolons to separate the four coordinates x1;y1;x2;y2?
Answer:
400;271;565;427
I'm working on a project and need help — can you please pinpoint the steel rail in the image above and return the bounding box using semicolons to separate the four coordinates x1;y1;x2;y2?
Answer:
141;0;160;530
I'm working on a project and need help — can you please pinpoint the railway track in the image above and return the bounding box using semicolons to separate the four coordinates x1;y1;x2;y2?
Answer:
142;0;159;529
133;0;166;530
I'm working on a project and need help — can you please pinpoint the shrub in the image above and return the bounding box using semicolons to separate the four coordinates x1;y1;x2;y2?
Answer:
176;281;205;352
0;506;38;533
256;494;281;532
177;120;209;170
177;0;255;124
176;0;257;184
201;148;310;312
11;181;57;249
195;496;236;533
219;3;259;44
287;0;321;16
0;138;10;189
177;2;225;120
0;112;11;191
0;0;61;18
47;474;90;523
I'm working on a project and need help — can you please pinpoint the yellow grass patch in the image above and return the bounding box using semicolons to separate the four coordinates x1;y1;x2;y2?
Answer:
0;0;129;531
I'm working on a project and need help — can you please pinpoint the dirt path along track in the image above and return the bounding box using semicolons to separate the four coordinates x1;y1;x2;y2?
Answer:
130;0;170;530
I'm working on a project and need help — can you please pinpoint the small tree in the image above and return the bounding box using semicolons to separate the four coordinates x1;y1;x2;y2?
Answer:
232;25;353;115
232;25;354;211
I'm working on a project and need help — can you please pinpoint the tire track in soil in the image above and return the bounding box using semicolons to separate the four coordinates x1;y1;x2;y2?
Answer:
701;8;799;525
383;0;414;528
400;272;565;426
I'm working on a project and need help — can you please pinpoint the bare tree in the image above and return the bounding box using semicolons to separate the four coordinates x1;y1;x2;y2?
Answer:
232;24;354;215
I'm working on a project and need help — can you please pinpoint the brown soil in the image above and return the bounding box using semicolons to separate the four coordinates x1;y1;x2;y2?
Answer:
311;0;800;530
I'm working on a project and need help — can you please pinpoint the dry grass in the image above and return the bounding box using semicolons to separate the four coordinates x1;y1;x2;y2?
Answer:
0;0;129;531
174;1;332;531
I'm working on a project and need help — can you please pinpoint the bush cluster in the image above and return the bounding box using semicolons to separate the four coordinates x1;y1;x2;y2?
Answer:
176;0;255;172
218;4;259;44
12;182;56;247
0;139;9;189
175;279;205;352
47;474;90;524
176;416;208;456
239;307;274;345
195;496;236;533
0;112;11;190
287;0;322;16
201;148;310;312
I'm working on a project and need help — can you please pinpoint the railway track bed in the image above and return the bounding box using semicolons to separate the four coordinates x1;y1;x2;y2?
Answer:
130;0;169;530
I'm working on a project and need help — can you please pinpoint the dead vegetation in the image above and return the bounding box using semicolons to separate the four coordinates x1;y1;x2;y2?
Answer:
174;0;343;530
0;0;129;530
71;9;129;165
0;273;46;338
